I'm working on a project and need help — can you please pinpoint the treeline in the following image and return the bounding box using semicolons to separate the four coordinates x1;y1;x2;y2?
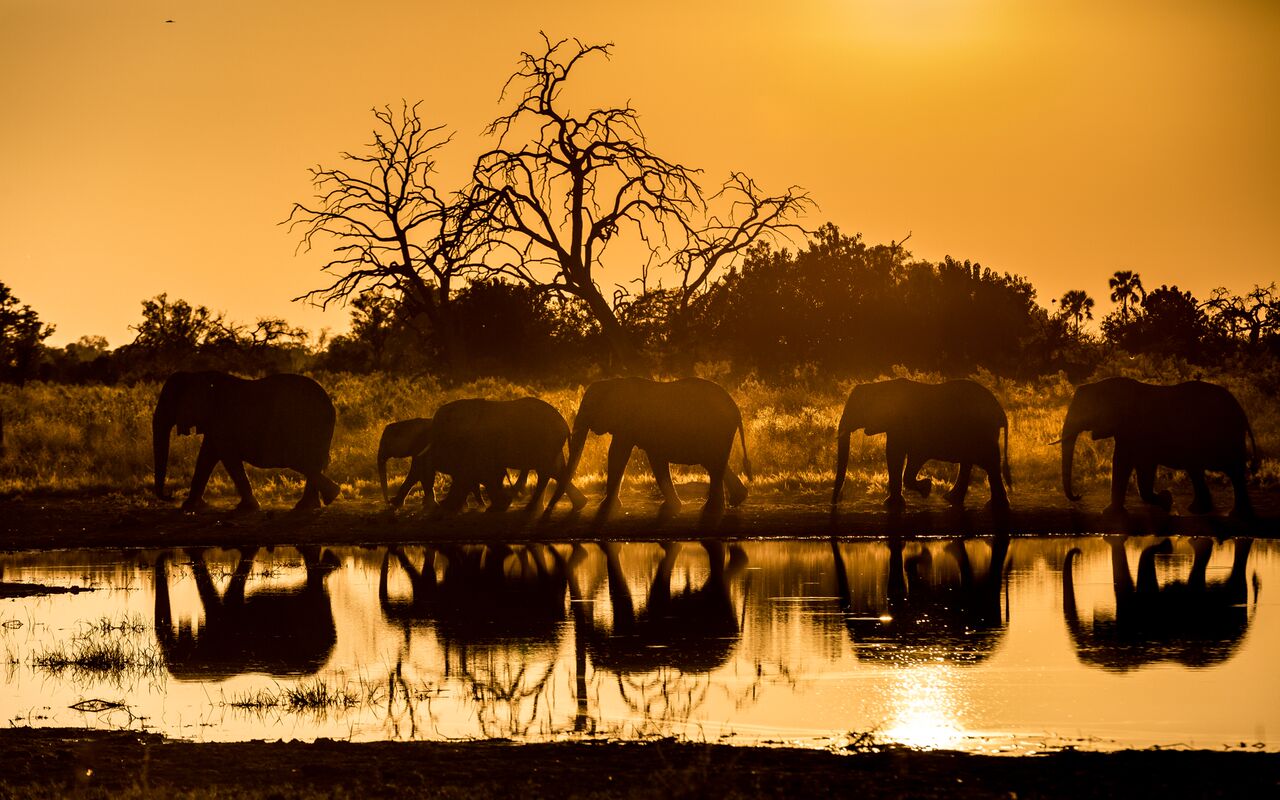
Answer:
3;224;1277;387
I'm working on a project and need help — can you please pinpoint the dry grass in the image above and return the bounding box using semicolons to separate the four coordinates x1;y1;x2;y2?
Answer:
0;366;1275;505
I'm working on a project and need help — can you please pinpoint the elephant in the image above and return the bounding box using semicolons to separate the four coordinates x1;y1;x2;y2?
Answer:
1062;536;1254;671
829;535;1009;666
153;546;339;681
1059;377;1258;516
378;417;528;506
393;397;587;515
152;371;340;512
543;377;753;521
831;378;1011;511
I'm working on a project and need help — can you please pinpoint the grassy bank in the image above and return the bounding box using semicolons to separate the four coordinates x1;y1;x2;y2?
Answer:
0;367;1275;505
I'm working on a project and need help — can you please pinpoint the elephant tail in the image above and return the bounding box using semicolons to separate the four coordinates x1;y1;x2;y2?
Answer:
1002;421;1012;489
737;420;753;481
1246;419;1261;474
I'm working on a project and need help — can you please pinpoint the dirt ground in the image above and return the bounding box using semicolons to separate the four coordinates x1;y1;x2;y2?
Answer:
1;486;1277;552
0;728;1272;799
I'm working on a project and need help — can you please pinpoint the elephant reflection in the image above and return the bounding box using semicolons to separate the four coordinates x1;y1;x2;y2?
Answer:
1062;537;1254;671
153;546;339;680
378;544;571;736
830;536;1009;665
567;541;749;732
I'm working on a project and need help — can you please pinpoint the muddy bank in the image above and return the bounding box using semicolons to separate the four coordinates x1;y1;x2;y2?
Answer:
0;729;1273;799
1;488;1277;551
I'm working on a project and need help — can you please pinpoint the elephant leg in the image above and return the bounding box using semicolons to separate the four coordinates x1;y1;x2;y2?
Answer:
439;478;471;515
598;438;633;519
945;463;972;508
1135;462;1172;511
564;481;589;511
702;459;727;519
315;473;340;505
223;459;260;513
981;442;1010;512
295;476;323;511
1227;464;1254;519
523;470;552;514
904;453;932;498
1137;538;1172;593
883;438;907;511
511;469;530;497
724;468;748;508
1105;449;1134;516
485;472;512;513
181;441;219;512
1187;469;1215;514
648;453;682;518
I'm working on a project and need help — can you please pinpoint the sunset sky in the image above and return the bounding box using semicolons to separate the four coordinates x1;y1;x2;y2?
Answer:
2;0;1276;346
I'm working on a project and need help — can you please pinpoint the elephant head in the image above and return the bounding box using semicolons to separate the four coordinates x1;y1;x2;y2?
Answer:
152;371;218;500
833;381;903;504
562;379;632;486
1060;378;1136;502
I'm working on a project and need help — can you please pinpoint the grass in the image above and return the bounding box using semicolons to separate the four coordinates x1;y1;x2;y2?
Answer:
30;638;162;677
226;679;362;715
0;363;1275;504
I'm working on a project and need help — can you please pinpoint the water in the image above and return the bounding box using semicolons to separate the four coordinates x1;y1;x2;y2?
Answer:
0;536;1275;753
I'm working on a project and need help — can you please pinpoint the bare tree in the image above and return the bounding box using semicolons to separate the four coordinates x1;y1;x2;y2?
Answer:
470;35;809;368
1204;283;1279;348
286;102;481;368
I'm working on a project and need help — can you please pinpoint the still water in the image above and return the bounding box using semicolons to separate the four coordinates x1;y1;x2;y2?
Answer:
0;536;1274;753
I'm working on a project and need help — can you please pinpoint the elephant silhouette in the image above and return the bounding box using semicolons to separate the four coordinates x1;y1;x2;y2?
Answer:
378;543;572;737
396;398;586;515
1062;536;1255;671
152;546;339;681
152;371;340;512
832;379;1011;512
1060;377;1258;517
378;416;528;508
829;535;1009;665
545;377;752;522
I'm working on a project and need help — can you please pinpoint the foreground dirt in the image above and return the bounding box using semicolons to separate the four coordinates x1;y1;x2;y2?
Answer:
0;729;1273;799
1;486;1277;552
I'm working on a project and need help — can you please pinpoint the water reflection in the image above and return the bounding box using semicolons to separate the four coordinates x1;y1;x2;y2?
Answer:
0;535;1274;751
1063;536;1253;671
153;546;340;681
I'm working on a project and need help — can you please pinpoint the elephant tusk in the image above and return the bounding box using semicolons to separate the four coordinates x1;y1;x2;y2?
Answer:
1046;438;1062;446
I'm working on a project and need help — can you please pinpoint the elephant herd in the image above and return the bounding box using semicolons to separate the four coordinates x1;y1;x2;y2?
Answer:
152;370;1262;520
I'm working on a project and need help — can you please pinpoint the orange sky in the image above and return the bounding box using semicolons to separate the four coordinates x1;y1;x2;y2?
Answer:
2;0;1276;346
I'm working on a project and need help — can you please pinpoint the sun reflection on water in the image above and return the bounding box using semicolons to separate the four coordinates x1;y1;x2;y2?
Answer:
882;663;966;750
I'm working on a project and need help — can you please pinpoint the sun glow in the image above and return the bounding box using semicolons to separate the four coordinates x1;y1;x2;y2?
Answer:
882;664;967;749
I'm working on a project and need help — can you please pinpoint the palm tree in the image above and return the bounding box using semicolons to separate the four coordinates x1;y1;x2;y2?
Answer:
1108;270;1145;321
1057;290;1095;337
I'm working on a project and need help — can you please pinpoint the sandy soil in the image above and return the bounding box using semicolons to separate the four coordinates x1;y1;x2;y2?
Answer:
1;486;1277;552
0;728;1274;799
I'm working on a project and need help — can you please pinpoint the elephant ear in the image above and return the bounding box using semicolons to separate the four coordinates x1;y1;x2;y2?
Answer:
860;382;900;436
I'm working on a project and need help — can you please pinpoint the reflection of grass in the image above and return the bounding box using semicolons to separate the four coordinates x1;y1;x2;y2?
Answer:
31;638;162;676
227;679;359;712
1;366;1275;500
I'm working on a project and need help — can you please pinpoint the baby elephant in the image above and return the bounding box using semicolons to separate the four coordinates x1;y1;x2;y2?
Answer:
832;378;1011;512
400;397;587;515
381;417;528;508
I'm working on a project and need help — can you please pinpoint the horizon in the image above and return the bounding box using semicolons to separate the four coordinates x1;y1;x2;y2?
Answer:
3;0;1277;347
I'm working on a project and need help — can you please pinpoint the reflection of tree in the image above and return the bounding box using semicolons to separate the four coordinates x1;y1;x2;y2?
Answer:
1063;536;1254;671
830;536;1009;666
568;541;756;736
153;546;338;681
378;544;571;738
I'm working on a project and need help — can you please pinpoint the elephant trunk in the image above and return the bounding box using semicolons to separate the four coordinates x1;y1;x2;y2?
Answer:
544;422;590;516
152;401;175;501
1060;406;1084;502
832;429;852;506
377;451;391;504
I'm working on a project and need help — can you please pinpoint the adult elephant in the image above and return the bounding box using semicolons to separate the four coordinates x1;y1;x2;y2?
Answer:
831;379;1010;511
153;546;339;681
378;417;529;506
395;397;586;514
1062;537;1254;671
543;377;752;521
152;371;339;512
1059;378;1258;516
